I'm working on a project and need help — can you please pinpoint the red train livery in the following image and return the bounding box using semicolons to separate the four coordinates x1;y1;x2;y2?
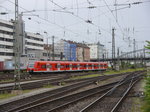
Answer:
27;61;108;73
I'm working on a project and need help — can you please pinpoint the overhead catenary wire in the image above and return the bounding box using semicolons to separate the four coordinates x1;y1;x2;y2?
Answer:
6;0;125;42
102;0;125;37
47;0;114;36
38;0;131;40
6;0;147;46
7;0;82;37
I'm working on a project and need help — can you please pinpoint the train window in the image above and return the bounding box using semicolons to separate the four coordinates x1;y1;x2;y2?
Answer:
100;65;103;67
88;65;92;67
104;64;107;67
55;65;57;68
42;65;46;69
46;65;52;68
60;65;64;68
69;65;72;68
95;65;98;67
72;65;77;68
57;65;61;68
66;65;69;68
80;65;83;67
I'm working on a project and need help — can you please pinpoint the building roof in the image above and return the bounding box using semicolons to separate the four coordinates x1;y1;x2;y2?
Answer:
87;42;104;46
61;39;90;48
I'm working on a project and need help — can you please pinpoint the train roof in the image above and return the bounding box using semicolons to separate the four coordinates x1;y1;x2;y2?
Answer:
34;61;107;64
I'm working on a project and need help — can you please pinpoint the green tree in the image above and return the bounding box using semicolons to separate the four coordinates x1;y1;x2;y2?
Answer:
145;41;150;49
143;40;150;112
143;75;150;112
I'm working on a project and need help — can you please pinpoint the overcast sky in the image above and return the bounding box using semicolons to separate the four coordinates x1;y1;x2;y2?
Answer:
0;0;150;54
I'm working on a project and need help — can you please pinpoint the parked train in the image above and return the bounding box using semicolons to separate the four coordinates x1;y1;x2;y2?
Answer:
27;61;108;74
0;61;27;72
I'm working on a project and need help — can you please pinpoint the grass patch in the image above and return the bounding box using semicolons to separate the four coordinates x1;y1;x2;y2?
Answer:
0;93;16;100
71;68;145;80
0;89;33;100
43;84;56;88
142;71;150;112
0;83;58;100
131;98;144;112
105;68;145;75
0;79;14;83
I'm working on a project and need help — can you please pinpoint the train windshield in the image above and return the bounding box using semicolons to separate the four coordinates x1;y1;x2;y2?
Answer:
28;63;34;68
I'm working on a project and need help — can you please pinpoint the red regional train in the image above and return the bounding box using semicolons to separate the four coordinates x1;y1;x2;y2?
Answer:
27;61;108;73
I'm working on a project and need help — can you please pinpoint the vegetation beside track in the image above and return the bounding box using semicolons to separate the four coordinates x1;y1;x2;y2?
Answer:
0;85;57;100
105;68;145;74
0;90;32;100
142;71;150;112
0;93;16;100
43;84;56;88
71;68;145;80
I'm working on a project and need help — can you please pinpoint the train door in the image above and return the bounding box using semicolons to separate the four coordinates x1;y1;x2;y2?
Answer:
57;63;60;71
86;64;88;70
70;63;72;70
46;63;51;71
66;63;70;71
92;64;94;69
77;63;80;70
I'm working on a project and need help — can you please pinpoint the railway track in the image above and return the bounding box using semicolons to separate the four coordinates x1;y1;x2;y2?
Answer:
0;71;128;94
0;71;103;84
79;74;142;112
0;71;145;112
0;71;103;82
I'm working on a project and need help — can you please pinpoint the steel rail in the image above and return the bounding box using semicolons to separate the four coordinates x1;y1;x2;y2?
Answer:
0;72;124;112
14;81;119;112
0;71;128;93
46;73;136;112
14;72;141;112
79;74;143;112
110;78;140;112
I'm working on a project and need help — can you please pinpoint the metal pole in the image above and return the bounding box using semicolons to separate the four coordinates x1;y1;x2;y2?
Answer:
12;0;21;93
117;47;120;70
47;37;49;60
97;42;100;62
52;36;55;61
112;28;115;69
133;39;136;68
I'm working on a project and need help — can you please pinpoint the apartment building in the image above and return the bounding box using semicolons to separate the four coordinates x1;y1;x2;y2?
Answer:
0;19;44;61
76;43;90;62
88;42;105;61
55;39;76;61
